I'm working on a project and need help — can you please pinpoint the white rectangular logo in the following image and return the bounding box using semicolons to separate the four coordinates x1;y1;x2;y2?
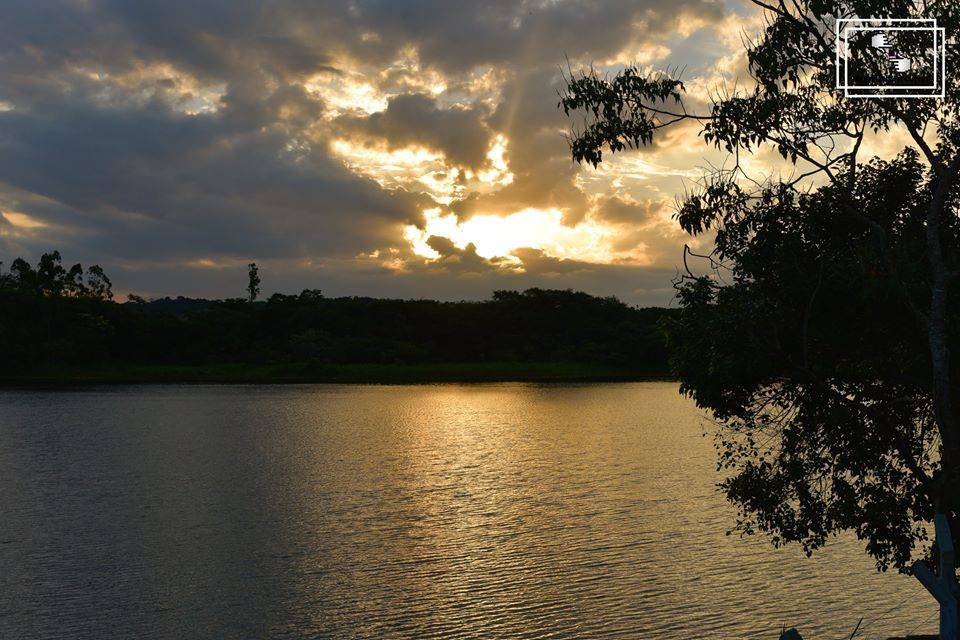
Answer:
835;18;945;99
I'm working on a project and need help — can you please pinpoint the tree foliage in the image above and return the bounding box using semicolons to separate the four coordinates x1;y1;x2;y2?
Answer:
560;0;960;571
1;251;113;300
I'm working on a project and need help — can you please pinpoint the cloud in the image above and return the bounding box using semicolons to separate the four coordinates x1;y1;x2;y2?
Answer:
0;90;418;263
423;235;511;273
336;93;492;169
593;195;667;225
0;0;741;305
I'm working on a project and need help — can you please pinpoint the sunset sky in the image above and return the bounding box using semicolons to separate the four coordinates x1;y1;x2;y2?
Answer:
0;0;775;305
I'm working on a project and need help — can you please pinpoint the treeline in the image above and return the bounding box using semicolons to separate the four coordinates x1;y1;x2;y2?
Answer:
0;252;674;377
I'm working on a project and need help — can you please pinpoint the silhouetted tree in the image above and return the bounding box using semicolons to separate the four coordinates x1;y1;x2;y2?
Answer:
247;262;260;303
86;265;112;300
36;251;66;296
64;263;86;297
1;252;113;300
299;288;323;302
560;0;960;573
9;257;36;292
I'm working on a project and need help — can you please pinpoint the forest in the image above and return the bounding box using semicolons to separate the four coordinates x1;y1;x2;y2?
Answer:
0;252;674;383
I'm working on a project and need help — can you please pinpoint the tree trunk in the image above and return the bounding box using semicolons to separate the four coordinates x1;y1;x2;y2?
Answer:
913;514;959;640
925;157;960;517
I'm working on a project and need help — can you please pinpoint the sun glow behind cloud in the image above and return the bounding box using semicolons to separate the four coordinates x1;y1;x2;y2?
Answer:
251;11;744;279
307;73;389;116
330;139;444;188
2;211;47;229
404;208;649;265
473;135;513;187
331;133;514;204
301;48;683;272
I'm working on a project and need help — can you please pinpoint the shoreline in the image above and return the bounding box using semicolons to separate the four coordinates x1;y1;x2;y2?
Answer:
0;362;675;386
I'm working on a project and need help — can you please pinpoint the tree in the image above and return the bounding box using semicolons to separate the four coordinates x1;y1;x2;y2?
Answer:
1;252;115;300
63;263;87;297
247;262;261;303
86;265;113;301
36;251;66;296
298;288;323;302
559;0;960;576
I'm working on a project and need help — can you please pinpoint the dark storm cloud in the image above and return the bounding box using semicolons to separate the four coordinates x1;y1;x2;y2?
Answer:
0;0;729;104
424;235;508;273
346;0;726;73
594;196;665;224
0;91;419;262
336;93;491;169
0;0;733;303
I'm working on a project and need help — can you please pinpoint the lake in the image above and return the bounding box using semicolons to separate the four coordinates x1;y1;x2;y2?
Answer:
0;382;937;638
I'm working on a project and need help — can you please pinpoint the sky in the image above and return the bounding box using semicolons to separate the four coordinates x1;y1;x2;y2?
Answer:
0;0;766;305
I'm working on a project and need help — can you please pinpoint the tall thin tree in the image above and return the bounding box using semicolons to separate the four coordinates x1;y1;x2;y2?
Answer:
247;262;261;303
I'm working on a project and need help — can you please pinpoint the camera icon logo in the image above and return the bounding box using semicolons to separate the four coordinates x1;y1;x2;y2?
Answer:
835;18;945;98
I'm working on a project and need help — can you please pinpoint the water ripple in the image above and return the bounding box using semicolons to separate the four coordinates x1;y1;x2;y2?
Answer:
0;383;937;639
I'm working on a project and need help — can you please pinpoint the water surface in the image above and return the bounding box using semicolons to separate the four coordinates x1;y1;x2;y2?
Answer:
0;383;936;638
